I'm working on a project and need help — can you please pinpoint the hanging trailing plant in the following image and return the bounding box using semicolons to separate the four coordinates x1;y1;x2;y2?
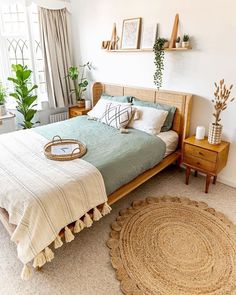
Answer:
153;38;167;89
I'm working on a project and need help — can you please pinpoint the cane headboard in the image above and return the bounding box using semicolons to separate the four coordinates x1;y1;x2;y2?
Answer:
92;82;192;148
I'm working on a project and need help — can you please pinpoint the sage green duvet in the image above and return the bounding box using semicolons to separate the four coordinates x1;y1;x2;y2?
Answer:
35;116;166;195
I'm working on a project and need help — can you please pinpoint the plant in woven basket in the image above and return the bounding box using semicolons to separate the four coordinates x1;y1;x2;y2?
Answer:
208;79;235;144
67;62;91;107
8;64;39;129
153;38;168;90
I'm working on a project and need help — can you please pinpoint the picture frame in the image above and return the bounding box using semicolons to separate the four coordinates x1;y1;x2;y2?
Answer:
141;23;158;49
120;18;142;50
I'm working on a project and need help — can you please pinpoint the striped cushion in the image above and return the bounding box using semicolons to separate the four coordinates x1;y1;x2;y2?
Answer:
100;103;133;129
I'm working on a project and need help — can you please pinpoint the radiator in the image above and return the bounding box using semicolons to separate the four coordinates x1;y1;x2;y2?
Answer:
49;112;69;123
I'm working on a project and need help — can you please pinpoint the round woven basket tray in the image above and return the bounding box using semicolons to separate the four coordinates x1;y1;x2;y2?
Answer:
44;135;87;161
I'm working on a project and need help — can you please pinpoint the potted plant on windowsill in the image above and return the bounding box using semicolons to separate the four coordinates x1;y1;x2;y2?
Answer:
208;79;235;145
182;34;190;48
0;81;7;117
8;64;39;129
67;62;91;108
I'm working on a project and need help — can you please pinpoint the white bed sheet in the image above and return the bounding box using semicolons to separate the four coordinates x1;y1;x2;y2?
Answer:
157;130;179;157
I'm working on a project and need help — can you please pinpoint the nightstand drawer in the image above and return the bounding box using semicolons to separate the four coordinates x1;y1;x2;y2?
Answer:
184;144;217;163
183;155;216;173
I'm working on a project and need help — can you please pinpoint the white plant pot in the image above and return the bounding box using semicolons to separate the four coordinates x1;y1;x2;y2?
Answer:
0;104;6;116
175;42;181;48
182;41;190;48
208;123;222;145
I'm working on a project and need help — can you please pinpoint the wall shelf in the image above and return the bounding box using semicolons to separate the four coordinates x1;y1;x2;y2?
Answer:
104;48;192;53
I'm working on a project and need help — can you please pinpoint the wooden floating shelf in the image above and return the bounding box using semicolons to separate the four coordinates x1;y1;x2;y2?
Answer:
105;48;192;53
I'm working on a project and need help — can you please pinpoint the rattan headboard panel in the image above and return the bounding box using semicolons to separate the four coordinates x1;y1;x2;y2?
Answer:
92;82;192;148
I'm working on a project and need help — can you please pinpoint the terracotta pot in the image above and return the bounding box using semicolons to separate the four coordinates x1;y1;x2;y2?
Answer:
77;100;85;108
164;41;169;48
208;123;222;145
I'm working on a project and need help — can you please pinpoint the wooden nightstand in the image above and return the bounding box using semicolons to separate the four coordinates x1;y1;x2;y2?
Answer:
183;136;230;193
69;106;91;118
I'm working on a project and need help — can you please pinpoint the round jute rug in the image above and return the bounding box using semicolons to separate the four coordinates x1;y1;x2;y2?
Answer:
107;196;236;295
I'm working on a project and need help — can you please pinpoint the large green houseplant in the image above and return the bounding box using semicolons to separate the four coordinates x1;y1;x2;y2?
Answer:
8;64;38;129
0;81;7;116
67;62;91;107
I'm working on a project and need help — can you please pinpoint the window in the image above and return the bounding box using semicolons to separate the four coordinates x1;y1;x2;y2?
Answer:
0;1;48;107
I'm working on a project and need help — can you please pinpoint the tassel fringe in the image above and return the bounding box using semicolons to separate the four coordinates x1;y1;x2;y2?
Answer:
102;202;112;216
93;207;103;221
84;213;93;227
44;247;54;262
33;251;46;268
74;219;85;233
54;235;63;249
65;226;75;243
21;264;32;281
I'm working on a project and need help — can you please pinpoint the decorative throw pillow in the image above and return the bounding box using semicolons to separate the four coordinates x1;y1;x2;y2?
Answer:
100;103;134;129
132;98;176;132
128;105;168;135
101;94;133;103
87;99;131;120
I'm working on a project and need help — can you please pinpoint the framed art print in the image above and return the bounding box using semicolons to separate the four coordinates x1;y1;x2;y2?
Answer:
141;23;158;49
120;18;142;50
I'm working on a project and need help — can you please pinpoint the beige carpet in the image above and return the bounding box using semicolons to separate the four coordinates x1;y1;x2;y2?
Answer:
0;166;236;295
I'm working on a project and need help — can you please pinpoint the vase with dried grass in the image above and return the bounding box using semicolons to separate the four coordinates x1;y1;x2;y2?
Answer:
208;79;235;145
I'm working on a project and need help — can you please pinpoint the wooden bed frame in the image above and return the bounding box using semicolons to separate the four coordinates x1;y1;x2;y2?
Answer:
0;82;192;240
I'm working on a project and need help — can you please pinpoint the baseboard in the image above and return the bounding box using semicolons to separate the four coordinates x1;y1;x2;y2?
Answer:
217;176;236;189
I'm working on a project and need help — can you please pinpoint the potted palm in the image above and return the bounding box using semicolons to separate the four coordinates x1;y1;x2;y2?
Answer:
8;64;39;129
67;62;91;108
208;79;235;144
0;81;7;116
182;34;190;48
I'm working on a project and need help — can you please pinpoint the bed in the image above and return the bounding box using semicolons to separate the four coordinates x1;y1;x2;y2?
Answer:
0;82;192;278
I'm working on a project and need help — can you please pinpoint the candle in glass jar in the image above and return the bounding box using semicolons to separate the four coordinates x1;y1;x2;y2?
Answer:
195;126;205;140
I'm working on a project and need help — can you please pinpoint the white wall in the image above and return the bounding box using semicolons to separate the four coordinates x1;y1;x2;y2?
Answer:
70;0;236;187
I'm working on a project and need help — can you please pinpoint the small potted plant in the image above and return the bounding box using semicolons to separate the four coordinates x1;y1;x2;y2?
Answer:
175;36;181;48
67;62;91;108
208;79;235;145
182;34;190;48
0;81;7;116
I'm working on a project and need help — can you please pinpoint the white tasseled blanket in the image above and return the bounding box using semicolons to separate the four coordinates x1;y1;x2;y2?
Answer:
0;130;108;277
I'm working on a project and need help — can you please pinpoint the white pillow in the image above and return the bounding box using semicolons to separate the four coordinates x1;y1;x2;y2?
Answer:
87;99;131;120
100;102;134;129
128;105;168;135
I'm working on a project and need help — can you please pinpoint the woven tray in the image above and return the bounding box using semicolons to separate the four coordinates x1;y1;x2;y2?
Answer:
44;136;87;161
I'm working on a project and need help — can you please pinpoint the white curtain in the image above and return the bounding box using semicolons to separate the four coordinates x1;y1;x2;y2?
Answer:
39;7;74;108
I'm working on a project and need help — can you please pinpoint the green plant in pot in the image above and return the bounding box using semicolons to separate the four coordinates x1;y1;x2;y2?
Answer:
175;36;181;48
67;62;91;108
0;81;7;117
208;79;235;145
153;38;168;90
8;64;39;129
182;34;190;48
